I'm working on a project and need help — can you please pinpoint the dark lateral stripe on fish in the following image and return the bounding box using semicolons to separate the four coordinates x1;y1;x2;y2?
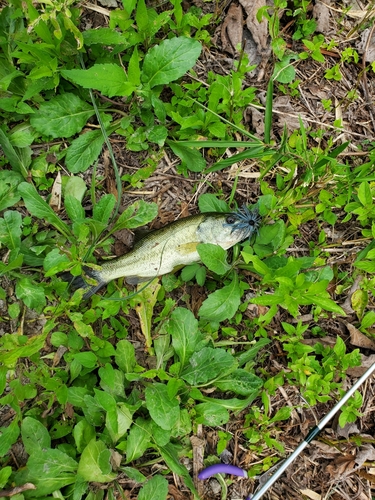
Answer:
61;267;108;299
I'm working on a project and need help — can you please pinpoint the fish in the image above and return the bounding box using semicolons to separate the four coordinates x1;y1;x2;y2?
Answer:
63;205;261;299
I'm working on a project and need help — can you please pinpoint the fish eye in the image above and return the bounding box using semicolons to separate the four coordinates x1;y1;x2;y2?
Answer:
249;220;255;226
226;215;236;224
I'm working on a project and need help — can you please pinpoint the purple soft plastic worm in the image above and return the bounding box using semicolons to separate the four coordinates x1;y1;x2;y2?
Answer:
198;463;248;480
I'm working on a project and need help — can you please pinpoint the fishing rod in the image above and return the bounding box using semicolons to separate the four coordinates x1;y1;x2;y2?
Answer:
249;360;375;499
199;360;375;499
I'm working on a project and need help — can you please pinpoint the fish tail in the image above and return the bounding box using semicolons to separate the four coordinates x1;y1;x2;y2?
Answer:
61;266;107;300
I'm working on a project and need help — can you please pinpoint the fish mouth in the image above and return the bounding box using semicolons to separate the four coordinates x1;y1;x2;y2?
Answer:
225;205;262;240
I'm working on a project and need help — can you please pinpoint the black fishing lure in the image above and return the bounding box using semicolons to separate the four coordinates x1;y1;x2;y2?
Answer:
225;205;261;241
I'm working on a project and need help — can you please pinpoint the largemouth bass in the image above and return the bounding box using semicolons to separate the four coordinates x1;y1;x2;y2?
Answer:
64;205;261;299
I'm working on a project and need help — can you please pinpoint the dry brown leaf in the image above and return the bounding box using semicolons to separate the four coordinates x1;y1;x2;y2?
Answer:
355;443;375;467
326;453;356;479
49;171;62;211
313;0;331;35
221;3;243;54
239;0;269;54
300;489;321;500
336;421;360;439
346;322;375;350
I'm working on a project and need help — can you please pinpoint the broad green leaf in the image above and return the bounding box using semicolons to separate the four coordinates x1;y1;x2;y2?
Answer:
215;369;263;396
126;419;150;463
115;339;136;373
145;383;180;430
64;176;87;201
83;28;130;46
302;294;346;315
77;439;116;483
62;64;135;98
181;347;236;385
0;419;20;457
0;210;22;249
64;195;85;222
166;307;204;369
358;181;372;207
30;93;95;139
0;126;29;178
73;419;96;453
138;475;168;500
128;46;141;86
65;129;105;173
142;37;201;88
73;352;98;369
93;194;116;223
0;466;12;489
199;274;242;322
15;278;46;311
106;404;132;443
135;278;161;351
195;402;229;425
0;327;49;368
18;182;71;239
197;243;231;275
110;200;158;233
198;194;228;213
168;141;206;172
21;417;51;455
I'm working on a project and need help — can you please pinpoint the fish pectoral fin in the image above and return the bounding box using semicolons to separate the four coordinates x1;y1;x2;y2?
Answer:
125;276;143;285
176;242;199;255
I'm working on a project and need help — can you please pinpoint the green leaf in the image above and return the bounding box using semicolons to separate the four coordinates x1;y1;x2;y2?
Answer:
21;417;51;455
115;339;136;373
158;442;198;497
166;308;204;369
62;64;136;98
197;243;231;275
73;419;96;454
64;195;85;222
111;200;158;232
138;475;168;500
215;369;263;396
0;466;12;489
358;181;372;207
83;28;130;46
15;278;46;311
142;37;201;88
181;347;236;385
128;46;141;86
0;210;22;249
0;171;23;211
73;352;98;369
195;402;229;425
18;182;71;239
198;194;228;213
64;176;87;201
0;126;29;178
145;383;180;430
65;129;105;173
77;439;116;483
25;448;77;495
199;274;242;322
168;141;206;172
126;419;150;463
0;419;20;457
106;404;132;443
30;93;95;139
93;194;116;224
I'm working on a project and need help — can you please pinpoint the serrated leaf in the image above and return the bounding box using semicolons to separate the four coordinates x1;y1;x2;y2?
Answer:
166;308;203;369
30;93;95;139
197;243;231;275
142;37;201;88
199;274;242;322
145;383;180;430
62;64;136;98
65;129;105;173
138;475;168;500
168;141;206;172
181;347;236;385
15;278;46;311
0;210;22;249
77;439;116;483
18;182;71;239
